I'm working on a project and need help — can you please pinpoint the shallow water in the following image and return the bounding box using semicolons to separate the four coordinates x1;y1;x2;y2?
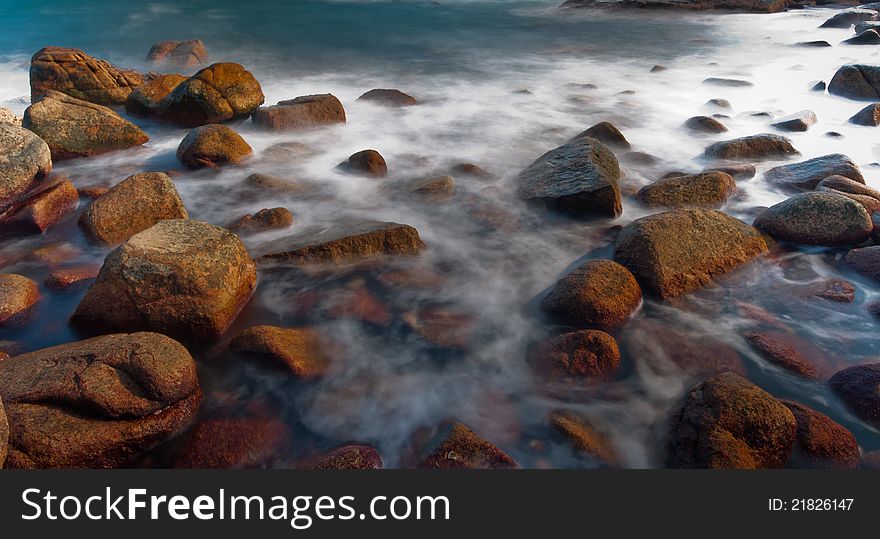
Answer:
1;1;879;467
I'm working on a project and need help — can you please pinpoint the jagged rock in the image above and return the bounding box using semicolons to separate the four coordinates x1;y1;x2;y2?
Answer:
29;47;143;106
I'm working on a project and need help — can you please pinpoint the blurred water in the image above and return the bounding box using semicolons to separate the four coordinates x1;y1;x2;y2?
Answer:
0;1;879;467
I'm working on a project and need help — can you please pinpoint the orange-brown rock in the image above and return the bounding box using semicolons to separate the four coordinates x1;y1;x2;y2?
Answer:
229;207;293;233
745;332;830;379
0;178;78;234
418;421;518;469
357;89;418;107
229;325;331;379
403;305;474;349
636;171;736;208
549;410;617;465
29;47;144;106
172;415;289;469
781;400;860;469
177;124;253;169
829;363;880;427
338;149;387;178
45;266;101;292
0;123;52;214
528;330;620;381
299;445;384;469
0;396;7;467
0;274;38;327
124;73;187;116
147;40;208;68
160;63;265;127
251;94;345;131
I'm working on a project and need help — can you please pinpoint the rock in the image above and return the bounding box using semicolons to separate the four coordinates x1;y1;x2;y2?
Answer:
0;332;201;468
843;29;880;45
177;124;253;169
684;115;728;134
124;74;187;116
0;397;6;467
229;207;293;233
849;103;880;126
829;363;880;426
0;178;78;234
812;278;856;303
703;162;756;180
408;175;455;197
704;133;798;160
0;108;21;126
771;110;817;132
620;319;746;378
0;124;52;213
561;0;788;12
229;325;331;379
324;286;392;326
45;266;100;292
337;149;387;177
781;401;860;469
77;185;109;199
159;63;264;127
22;90;148;160
811;81;827;92
829;64;880;101
636;171;736;208
450;163;493;179
72;219;257;342
516;135;622;218
0;274;38;327
79;172;188;245
173;414;289;469
820;8;878;29
856;21;880;33
527;330;620;380
261;141;316;163
650;65;667;72
357;88;417;107
745;332;827;379
816;175;880;213
549;411;617;465
540;259;642;331
702;77;753;87
241;173;309;194
251;94;346;131
797;40;832;48
403;306;474;349
613;209;768;299
753;192;872;246
706;98;732;109
844;245;880;282
253;220;425;265
573;122;631;150
29;47;143;106
147;40;208;68
764;154;865;191
418;421;518;469
300;445;384;470
667;372;796;469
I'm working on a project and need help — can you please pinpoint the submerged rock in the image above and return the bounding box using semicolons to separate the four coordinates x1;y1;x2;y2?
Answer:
229;207;293;233
753;192;872;246
72;219;257;342
781;400;860;469
844;245;880;283
254;220;425;265
771;110;817;132
147;40;208;68
418;421;518;469
229;325;331;379
702;77;753;87
337;149;388;177
849;103;880;126
829;64;880;101
160;63;265;127
528;330;621;381
540;259;642;331
300;445;384;470
29;47;143;106
357;88;418;107
0;274;39;327
613;209;768;299
764;154;864;190
829;363;880;426
0;178;78;234
745;332;828;379
45;266;100;292
173;414;289;469
573;121;631;150
516;135;622;218
251;94;346;131
0;124;52;213
636;171;736;208
704;133;798;160
549;410;617;465
667;372;796;469
408;175;455;197
23;90;148;160
79;172;188;245
177;124;253;169
684;115;728;134
0;332;201;468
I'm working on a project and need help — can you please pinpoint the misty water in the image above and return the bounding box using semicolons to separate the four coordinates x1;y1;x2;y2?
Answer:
1;0;879;467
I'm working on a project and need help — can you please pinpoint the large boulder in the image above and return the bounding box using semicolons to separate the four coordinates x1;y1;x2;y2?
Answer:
124;74;187;116
516;135;622;218
229;325;331;379
753;192;872;246
829;64;880;101
72;219;257;342
704;133;798;160
147;40;208;68
251;94;346;131
764;154;864;191
667;372;796;469
0;274;38;327
819;8;878;28
829;363;880;426
29;47;144;106
0;333;201;468
79;172;188;245
417;421;518;469
357;89;417;107
253;220;425;265
176;124;253;169
781;401;860;469
613;209;768;299
159;63;265;127
0;124;52;213
23;90;148;160
844;245;880;282
635;171;736;208
527;330;620;381
540;259;642;331
0;178;78;234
